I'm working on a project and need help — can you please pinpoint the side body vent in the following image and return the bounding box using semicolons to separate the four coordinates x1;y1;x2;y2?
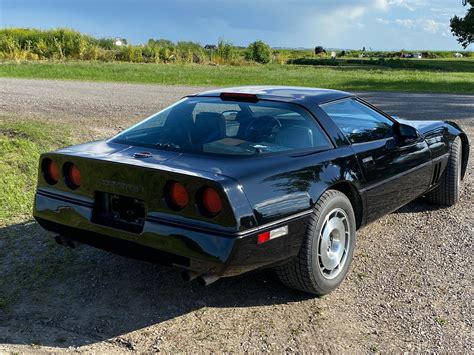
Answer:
430;162;442;186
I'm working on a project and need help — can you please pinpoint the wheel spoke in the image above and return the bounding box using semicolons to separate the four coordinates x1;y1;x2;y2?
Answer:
317;207;351;280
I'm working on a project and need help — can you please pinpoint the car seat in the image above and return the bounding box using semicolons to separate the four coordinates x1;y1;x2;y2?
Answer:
194;112;226;149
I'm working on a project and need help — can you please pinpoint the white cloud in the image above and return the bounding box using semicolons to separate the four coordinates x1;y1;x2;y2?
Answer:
394;18;448;35
295;4;368;47
376;17;391;24
420;19;445;34
388;0;425;11
395;19;415;28
373;0;390;11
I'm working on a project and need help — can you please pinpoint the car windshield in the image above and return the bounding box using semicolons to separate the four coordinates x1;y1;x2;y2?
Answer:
112;97;331;156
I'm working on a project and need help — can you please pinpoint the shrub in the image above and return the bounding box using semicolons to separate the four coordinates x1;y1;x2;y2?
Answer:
82;45;99;61
215;39;237;64
245;40;272;64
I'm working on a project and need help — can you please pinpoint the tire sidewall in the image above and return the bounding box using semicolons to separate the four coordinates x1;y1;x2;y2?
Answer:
455;138;462;199
310;193;357;293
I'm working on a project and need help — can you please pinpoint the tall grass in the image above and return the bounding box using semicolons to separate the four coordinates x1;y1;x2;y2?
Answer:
0;28;244;64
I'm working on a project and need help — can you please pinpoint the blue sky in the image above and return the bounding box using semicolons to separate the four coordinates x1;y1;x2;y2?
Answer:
0;0;469;50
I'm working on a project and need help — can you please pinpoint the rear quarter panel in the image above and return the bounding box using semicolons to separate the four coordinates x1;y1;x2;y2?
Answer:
235;146;363;225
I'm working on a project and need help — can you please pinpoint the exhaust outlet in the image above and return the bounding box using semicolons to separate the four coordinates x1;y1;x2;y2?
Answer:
182;271;201;282
196;274;220;286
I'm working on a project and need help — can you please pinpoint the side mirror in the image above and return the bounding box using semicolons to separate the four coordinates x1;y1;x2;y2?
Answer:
395;123;419;142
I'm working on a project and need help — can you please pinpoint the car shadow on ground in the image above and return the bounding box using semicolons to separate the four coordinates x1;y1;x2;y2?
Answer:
393;198;443;214
0;220;312;349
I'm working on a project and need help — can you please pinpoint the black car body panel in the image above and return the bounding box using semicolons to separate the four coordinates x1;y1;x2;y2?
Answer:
33;86;470;278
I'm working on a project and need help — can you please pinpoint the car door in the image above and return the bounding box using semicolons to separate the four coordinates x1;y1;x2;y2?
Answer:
320;98;432;222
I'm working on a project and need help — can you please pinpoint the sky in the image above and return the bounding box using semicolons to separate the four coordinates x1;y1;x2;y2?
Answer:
0;0;470;51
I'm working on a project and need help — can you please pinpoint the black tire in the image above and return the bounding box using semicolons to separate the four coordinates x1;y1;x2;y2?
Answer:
425;137;462;206
276;190;356;295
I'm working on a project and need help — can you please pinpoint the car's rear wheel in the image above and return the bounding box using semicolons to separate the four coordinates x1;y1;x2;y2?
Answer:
425;137;462;206
276;190;356;295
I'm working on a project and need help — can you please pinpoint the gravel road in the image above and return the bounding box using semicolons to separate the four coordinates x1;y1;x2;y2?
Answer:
0;78;472;353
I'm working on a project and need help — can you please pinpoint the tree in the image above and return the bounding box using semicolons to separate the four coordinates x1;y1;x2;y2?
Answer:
314;46;326;55
451;1;474;48
245;40;272;64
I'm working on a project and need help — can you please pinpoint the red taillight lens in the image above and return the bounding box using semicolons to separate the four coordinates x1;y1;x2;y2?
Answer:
43;158;59;185
200;187;222;216
65;163;81;189
166;181;189;210
257;231;270;244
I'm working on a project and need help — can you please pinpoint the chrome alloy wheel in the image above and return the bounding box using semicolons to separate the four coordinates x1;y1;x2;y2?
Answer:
318;208;351;280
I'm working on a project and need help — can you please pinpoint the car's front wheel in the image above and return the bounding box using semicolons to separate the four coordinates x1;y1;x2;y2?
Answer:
276;190;356;295
425;136;463;206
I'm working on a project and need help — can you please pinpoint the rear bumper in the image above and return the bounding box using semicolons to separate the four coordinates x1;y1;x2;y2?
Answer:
33;189;310;277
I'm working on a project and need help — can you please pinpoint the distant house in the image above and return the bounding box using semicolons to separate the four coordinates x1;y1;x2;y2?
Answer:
114;37;126;46
454;52;464;58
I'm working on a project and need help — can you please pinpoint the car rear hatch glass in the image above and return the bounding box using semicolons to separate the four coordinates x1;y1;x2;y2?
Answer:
111;97;331;157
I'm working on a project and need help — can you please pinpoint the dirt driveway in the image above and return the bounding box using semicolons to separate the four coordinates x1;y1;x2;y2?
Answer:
0;79;472;352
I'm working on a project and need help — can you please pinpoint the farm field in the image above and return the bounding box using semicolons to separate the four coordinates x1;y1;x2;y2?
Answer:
0;78;472;352
1;60;474;93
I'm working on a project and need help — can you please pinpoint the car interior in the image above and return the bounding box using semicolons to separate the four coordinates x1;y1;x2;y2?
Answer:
114;99;330;155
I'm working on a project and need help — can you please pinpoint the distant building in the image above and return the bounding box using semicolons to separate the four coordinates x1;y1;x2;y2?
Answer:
454;52;464;58
114;37;126;46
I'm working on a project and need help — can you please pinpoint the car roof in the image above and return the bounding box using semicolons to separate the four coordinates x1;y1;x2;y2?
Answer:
189;86;354;105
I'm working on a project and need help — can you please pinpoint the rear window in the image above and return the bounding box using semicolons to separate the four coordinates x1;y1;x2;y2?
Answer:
112;97;331;156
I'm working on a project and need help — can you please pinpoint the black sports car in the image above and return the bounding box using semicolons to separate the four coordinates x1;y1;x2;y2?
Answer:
34;86;469;295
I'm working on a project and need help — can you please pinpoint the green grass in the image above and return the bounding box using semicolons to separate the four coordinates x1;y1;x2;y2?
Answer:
1;61;474;94
289;58;474;72
0;119;72;223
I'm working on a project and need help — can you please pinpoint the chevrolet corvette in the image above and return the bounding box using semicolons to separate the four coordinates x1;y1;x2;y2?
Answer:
33;86;469;295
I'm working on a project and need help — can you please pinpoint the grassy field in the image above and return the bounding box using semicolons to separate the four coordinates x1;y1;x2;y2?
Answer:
289;58;474;72
1;60;473;94
0;119;72;224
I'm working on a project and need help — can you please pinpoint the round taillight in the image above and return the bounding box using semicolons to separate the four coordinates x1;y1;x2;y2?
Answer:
64;163;81;189
42;158;59;185
166;181;189;210
200;187;222;216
